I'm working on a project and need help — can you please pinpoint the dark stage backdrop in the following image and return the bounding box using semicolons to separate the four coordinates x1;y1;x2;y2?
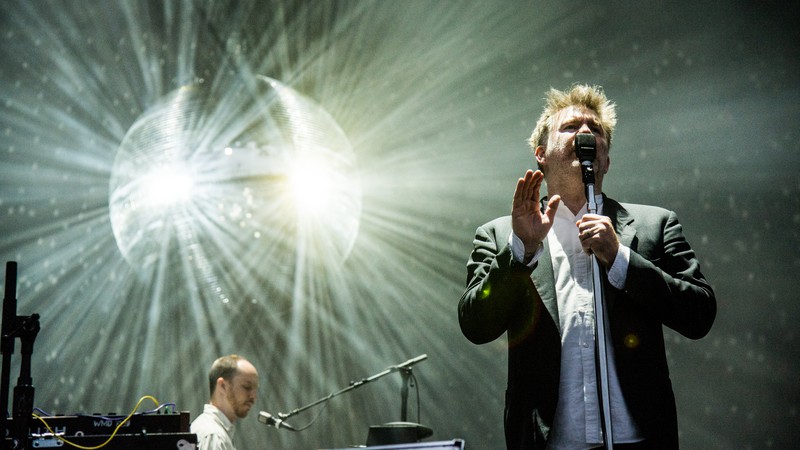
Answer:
1;1;798;449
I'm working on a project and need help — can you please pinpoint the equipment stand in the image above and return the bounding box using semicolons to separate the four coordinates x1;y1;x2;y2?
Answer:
576;133;614;449
2;261;41;450
399;366;412;421
266;354;432;445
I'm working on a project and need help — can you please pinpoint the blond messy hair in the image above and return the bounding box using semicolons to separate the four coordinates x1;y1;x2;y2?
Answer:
528;84;617;151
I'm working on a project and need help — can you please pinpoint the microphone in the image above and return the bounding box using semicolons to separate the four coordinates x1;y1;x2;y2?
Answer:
574;133;598;213
395;354;428;370
258;411;297;431
574;132;596;165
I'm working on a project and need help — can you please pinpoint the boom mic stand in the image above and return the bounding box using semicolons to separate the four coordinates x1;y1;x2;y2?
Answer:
575;134;614;449
368;355;433;445
261;355;432;444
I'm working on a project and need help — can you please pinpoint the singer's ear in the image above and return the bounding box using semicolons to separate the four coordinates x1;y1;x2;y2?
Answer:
534;145;546;165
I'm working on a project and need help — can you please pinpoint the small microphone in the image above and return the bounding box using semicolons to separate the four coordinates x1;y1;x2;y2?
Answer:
574;133;598;213
574;133;596;164
258;411;297;431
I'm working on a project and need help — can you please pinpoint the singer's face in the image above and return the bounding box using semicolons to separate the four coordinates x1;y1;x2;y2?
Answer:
225;361;260;419
537;106;610;185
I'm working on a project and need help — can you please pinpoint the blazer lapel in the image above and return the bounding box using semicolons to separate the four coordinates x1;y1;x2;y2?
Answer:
602;197;636;316
532;198;560;333
604;197;636;248
531;237;561;333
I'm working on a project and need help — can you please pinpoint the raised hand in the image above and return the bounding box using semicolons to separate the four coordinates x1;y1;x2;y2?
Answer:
511;170;560;259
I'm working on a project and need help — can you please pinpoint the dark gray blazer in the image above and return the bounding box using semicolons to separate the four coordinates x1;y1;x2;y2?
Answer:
458;196;716;449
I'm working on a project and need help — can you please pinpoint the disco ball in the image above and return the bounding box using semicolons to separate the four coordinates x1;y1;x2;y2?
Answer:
108;76;361;297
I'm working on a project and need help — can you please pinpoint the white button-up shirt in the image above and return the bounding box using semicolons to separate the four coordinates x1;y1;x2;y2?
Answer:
190;404;237;450
511;196;643;448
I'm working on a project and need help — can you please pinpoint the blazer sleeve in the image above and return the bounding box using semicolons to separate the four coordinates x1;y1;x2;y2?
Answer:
622;209;716;340
458;219;538;344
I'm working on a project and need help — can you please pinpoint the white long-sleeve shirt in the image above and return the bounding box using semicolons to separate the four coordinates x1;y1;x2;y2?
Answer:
191;404;237;450
511;196;643;448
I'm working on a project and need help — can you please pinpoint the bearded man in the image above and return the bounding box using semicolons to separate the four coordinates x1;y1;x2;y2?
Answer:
191;355;259;450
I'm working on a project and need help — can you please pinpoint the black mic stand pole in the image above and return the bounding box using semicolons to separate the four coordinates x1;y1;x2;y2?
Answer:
576;134;614;450
399;367;411;422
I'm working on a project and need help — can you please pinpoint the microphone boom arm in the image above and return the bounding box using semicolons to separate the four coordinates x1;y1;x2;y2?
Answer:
273;354;428;421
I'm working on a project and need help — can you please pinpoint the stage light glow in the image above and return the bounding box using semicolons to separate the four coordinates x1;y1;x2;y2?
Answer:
141;167;194;207
289;156;334;217
108;76;361;283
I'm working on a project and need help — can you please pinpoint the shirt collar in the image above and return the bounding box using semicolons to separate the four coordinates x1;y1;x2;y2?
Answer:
553;194;604;221
205;403;235;433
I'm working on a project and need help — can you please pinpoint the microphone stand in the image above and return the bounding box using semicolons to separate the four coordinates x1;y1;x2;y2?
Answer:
272;355;430;434
576;134;614;449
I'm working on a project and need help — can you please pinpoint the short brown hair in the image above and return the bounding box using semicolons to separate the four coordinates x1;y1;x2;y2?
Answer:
208;354;244;397
528;84;617;151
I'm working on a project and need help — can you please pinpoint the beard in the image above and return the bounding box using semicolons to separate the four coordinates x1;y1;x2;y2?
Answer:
226;389;253;418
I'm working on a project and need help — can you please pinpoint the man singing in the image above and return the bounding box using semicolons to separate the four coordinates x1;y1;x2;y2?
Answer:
458;84;716;449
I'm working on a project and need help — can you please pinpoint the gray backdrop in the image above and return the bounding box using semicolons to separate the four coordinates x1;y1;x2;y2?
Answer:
1;1;798;449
